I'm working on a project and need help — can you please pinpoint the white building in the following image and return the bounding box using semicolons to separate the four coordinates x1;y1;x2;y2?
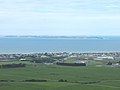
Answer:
95;56;114;60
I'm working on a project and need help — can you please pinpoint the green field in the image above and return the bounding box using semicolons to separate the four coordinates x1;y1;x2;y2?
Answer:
0;62;120;90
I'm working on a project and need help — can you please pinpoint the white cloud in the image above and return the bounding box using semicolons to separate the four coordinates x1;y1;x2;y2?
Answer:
0;0;120;35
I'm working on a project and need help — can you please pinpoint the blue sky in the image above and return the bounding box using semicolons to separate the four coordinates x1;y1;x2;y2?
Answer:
0;0;120;36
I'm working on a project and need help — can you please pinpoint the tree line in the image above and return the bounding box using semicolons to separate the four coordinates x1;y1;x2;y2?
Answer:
0;63;26;69
56;62;86;66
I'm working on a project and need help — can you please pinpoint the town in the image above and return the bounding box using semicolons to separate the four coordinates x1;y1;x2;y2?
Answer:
0;52;120;67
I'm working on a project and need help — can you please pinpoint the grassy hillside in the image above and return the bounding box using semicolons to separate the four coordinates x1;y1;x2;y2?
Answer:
0;63;120;90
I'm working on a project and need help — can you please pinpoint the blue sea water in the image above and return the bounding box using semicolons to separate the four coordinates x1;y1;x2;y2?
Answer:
0;37;120;53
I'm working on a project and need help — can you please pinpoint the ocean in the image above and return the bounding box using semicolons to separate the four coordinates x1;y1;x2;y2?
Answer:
0;36;120;54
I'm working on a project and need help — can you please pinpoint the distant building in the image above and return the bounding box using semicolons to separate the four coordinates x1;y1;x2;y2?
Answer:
20;58;26;61
75;60;86;64
95;56;114;60
41;55;48;58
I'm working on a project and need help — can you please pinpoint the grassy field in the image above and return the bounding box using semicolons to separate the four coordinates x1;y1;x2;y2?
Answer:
0;62;120;90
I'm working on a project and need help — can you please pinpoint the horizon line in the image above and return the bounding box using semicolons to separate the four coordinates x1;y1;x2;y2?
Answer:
1;35;120;37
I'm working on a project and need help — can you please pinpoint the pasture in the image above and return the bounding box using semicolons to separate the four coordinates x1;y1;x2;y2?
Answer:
0;62;120;90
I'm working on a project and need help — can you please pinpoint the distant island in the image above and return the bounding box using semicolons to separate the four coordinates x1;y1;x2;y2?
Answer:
2;35;106;39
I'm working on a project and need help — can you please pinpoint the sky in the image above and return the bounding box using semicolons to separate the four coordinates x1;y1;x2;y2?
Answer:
0;0;120;36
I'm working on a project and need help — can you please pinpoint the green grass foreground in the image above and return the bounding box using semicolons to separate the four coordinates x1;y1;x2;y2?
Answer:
0;63;120;90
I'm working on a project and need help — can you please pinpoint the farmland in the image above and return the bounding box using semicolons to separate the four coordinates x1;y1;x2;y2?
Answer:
0;61;120;90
